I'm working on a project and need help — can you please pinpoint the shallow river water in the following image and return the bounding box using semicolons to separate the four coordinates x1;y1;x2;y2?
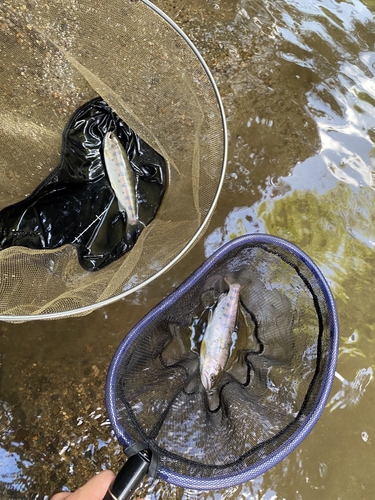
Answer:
1;0;375;498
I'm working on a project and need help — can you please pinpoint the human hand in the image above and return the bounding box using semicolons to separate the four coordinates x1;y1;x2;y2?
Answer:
51;470;115;500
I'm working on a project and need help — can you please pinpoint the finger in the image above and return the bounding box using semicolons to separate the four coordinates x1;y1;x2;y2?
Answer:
74;470;116;499
51;471;115;500
50;493;71;500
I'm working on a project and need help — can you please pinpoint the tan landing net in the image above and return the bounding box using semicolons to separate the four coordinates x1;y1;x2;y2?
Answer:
0;0;226;320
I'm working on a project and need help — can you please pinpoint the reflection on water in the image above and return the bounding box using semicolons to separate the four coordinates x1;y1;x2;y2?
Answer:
0;399;28;497
203;0;375;498
329;368;373;411
1;0;375;498
255;184;375;302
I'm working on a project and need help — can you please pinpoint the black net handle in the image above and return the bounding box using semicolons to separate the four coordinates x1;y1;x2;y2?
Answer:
102;443;158;500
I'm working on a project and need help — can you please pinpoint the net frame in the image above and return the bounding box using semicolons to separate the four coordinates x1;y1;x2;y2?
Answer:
106;233;339;490
0;0;227;322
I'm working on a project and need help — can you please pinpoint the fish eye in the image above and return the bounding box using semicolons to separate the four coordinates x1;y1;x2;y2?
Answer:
210;374;215;382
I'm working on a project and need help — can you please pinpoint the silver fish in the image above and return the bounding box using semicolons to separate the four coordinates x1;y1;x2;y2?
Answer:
200;277;241;392
103;131;138;225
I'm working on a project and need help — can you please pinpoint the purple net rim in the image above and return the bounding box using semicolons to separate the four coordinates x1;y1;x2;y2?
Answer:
105;233;339;490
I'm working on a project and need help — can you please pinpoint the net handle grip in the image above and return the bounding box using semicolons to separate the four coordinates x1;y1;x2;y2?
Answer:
102;450;151;500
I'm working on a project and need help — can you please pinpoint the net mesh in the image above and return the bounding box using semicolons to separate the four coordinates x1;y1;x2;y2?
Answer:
0;0;225;318
107;235;338;489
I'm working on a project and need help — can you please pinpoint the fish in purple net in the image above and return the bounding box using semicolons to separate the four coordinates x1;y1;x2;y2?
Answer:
200;277;241;392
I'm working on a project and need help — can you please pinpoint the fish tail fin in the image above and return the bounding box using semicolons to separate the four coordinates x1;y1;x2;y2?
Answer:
224;276;241;289
224;276;232;286
126;219;144;242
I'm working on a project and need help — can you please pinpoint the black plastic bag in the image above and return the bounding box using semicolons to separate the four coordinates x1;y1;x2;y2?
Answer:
0;98;167;271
